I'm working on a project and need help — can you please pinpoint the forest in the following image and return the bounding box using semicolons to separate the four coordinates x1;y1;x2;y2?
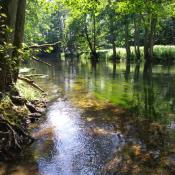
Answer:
0;0;175;174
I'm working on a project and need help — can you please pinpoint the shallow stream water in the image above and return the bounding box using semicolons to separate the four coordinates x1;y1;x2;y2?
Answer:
1;58;175;175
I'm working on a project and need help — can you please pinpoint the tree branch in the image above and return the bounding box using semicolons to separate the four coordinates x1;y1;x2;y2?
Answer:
24;41;60;50
18;76;45;93
31;56;52;67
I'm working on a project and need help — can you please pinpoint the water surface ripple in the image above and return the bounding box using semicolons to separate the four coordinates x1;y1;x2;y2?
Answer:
37;98;122;175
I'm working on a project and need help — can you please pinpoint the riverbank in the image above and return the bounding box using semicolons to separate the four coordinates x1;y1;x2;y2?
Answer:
96;45;175;62
0;80;47;161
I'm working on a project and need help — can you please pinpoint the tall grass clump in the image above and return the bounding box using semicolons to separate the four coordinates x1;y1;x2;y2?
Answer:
153;45;175;62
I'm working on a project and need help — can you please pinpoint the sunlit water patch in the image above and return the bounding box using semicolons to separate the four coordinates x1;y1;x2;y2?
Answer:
34;98;124;175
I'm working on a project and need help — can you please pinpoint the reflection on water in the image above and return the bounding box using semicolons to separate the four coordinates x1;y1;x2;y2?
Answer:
1;58;175;174
36;99;122;175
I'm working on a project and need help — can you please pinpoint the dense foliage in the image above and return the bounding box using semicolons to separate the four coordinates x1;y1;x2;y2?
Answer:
0;0;175;92
24;0;175;61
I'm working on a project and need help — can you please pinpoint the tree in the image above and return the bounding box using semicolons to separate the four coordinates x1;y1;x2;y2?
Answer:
129;0;174;61
102;0;119;62
58;0;103;61
25;0;56;44
0;0;26;92
114;1;132;61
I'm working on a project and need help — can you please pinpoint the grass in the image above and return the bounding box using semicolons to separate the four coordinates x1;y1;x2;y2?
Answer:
97;47;139;60
97;45;175;62
16;80;43;101
153;45;175;62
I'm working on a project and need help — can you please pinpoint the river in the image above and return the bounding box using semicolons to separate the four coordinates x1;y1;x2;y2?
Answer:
1;58;175;175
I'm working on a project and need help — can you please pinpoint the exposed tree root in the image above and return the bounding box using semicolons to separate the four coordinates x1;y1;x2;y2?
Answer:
0;114;34;160
0;86;47;161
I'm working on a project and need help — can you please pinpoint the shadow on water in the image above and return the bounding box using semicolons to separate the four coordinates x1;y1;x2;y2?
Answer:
1;58;175;174
104;61;175;175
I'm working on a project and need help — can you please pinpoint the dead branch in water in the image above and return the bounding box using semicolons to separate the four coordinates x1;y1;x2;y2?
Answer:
31;56;52;67
24;74;48;78
18;76;45;93
24;42;60;67
25;41;60;50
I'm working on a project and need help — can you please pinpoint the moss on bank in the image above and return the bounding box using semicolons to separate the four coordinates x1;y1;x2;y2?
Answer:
0;80;43;124
0;96;28;126
16;80;43;101
0;80;47;160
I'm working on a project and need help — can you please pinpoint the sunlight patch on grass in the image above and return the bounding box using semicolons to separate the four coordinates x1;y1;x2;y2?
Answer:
16;80;42;101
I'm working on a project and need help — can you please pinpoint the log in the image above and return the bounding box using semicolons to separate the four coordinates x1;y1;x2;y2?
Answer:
24;74;47;78
31;56;52;67
25;41;60;50
18;76;45;93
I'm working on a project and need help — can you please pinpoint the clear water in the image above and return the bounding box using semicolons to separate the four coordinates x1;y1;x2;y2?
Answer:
1;58;175;175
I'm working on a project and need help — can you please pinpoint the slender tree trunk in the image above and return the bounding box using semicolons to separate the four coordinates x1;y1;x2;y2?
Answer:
92;13;98;61
124;21;131;62
125;62;130;81
108;0;117;62
144;26;149;60
149;16;157;60
93;13;96;53
134;63;140;82
144;15;157;62
112;40;117;61
110;19;117;62
84;15;98;62
134;17;141;61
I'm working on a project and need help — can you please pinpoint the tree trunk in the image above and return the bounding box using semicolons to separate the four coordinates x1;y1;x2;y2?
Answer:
109;16;117;62
144;26;149;60
92;13;98;62
108;0;118;62
84;24;94;54
124;21;131;62
13;0;27;82
93;13;96;53
0;0;19;92
112;40;117;62
134;17;141;61
144;15;157;62
0;0;26;92
148;16;157;60
84;16;98;62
